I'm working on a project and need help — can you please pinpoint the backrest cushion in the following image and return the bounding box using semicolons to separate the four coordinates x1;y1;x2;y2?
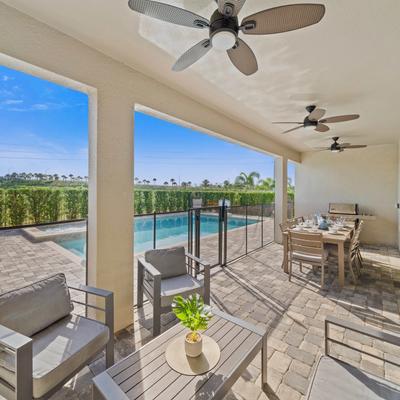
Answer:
0;273;73;337
145;247;187;279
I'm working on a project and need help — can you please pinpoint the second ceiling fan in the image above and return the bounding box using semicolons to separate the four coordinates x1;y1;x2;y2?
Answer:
274;105;360;134
128;0;326;75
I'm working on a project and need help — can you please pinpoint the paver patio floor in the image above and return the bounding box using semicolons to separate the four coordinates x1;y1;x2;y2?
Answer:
1;230;400;400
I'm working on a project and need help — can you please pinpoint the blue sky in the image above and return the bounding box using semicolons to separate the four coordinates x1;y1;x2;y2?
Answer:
0;65;295;184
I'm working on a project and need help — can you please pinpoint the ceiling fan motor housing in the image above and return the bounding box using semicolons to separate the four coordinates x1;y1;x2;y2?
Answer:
209;10;239;49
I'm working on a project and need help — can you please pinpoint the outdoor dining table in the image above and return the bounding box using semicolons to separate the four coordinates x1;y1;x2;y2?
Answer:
282;223;355;287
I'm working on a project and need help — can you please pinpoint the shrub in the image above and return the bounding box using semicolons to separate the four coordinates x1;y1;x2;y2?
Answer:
46;190;62;222
64;189;82;219
80;189;88;218
134;190;144;215
143;190;154;214
167;191;177;212
24;188;51;223
154;191;168;213
6;189;27;226
0;189;6;226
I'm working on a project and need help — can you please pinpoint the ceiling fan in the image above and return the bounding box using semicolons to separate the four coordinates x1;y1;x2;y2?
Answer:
128;0;326;75
316;137;367;153
274;105;360;134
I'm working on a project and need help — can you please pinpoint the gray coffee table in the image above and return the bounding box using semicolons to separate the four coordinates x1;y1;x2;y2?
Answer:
93;309;267;400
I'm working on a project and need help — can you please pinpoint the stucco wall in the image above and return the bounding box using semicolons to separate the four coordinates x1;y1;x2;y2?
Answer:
295;145;398;246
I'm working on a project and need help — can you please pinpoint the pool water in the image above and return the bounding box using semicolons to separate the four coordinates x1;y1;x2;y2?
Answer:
56;213;256;258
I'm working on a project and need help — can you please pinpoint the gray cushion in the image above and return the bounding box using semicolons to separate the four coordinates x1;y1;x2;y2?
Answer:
160;274;203;307
307;356;400;400
145;247;187;279
0;314;109;399
0;273;73;337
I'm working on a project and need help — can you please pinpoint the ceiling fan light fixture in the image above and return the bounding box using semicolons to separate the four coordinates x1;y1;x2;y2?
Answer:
211;30;237;50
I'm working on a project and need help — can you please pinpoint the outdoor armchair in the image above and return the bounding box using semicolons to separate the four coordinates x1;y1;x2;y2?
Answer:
0;273;114;400
137;246;211;336
306;315;400;399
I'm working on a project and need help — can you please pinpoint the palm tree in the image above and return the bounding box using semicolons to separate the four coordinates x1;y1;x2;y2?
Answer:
234;171;260;187
223;180;230;187
201;179;210;187
163;181;169;186
152;178;157;185
259;177;275;191
61;175;67;181
68;174;74;181
187;181;192;187
170;178;175;186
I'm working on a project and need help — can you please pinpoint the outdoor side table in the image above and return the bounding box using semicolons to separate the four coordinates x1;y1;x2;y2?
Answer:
93;309;267;400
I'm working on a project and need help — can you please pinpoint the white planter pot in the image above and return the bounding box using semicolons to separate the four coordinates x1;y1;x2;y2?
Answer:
185;332;203;358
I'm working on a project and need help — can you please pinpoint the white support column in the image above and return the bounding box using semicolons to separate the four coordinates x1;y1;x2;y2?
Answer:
274;156;288;244
88;91;134;331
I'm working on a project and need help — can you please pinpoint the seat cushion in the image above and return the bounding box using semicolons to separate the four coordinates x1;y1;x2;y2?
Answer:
0;273;73;337
292;249;329;264
145;247;187;279
160;274;203;308
307;356;400;400
0;314;109;399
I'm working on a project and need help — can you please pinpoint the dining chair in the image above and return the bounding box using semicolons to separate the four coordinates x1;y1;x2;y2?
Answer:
327;227;361;283
353;220;364;268
288;230;329;288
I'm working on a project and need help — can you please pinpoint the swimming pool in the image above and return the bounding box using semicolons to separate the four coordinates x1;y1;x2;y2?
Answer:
55;213;257;258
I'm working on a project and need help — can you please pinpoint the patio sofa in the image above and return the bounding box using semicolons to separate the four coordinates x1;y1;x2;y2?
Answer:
0;273;114;400
137;246;211;336
306;315;400;399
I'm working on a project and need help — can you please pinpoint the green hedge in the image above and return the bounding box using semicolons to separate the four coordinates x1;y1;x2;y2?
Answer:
132;189;283;214
0;188;87;227
0;187;291;227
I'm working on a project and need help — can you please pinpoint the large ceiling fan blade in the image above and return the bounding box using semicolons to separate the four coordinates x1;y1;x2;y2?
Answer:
282;125;304;134
128;0;209;29
217;0;246;16
272;122;303;124
319;114;360;124
340;144;367;149
308;108;326;121
241;4;325;35
172;39;212;71
315;123;329;133
227;38;258;75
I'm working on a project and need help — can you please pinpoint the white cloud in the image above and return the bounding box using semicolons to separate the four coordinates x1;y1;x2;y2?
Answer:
1;99;23;105
31;103;49;110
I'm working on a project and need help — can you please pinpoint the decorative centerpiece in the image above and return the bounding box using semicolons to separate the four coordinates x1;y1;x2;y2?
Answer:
318;216;329;230
172;294;213;358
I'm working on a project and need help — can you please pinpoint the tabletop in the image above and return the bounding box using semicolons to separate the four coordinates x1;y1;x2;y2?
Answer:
283;224;354;243
93;309;266;400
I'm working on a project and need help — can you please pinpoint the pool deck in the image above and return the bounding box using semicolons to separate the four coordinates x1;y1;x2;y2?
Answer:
1;226;400;400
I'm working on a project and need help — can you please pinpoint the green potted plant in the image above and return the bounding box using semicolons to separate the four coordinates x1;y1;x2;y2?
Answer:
172;294;213;358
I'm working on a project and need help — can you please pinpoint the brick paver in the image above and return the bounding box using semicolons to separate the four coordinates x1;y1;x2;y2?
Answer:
0;230;399;400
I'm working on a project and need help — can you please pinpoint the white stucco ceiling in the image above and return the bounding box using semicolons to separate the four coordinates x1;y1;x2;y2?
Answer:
2;0;400;152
